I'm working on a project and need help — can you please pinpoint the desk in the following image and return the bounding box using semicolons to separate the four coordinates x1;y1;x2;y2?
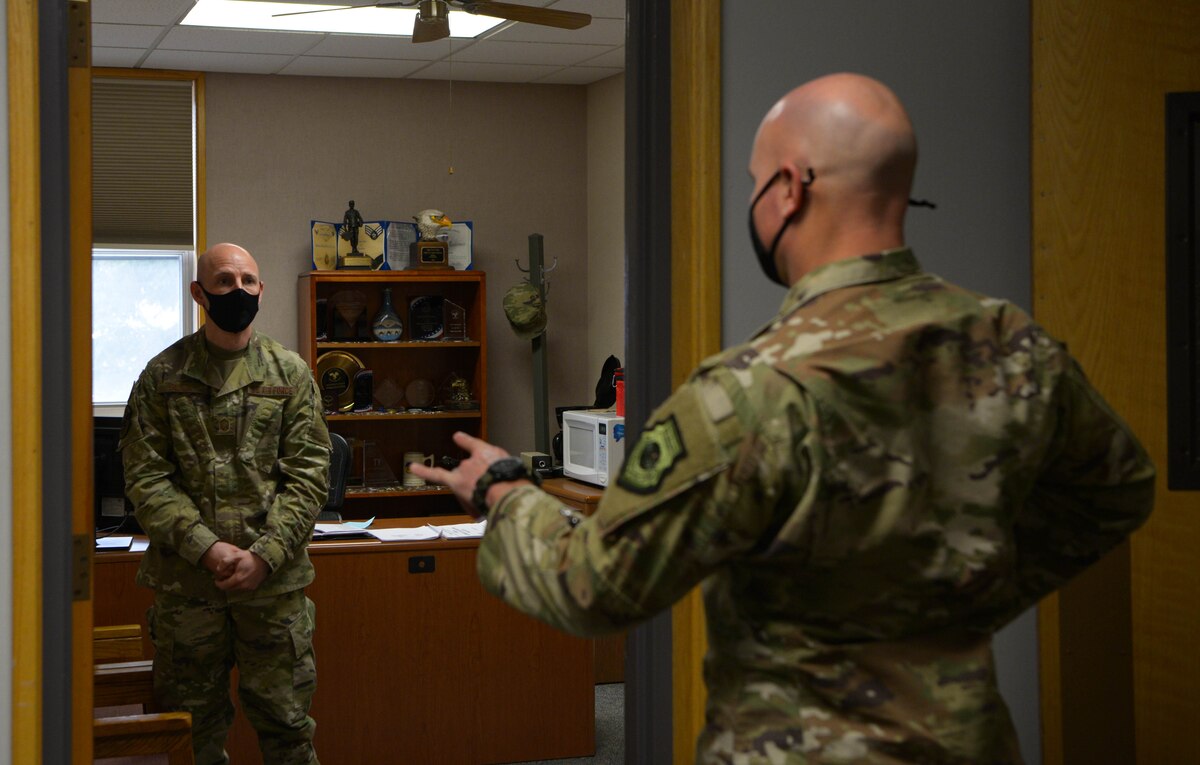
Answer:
540;478;627;684
95;518;595;765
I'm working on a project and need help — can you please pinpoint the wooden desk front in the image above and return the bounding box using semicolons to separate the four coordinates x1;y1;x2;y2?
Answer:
95;523;595;765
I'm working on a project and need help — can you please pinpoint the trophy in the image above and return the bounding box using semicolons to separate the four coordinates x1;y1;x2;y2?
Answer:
443;299;468;341
410;208;453;270
329;289;367;340
338;200;375;270
353;369;374;413
441;372;477;411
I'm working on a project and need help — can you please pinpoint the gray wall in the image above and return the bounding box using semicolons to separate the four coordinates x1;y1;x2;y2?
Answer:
721;2;1038;762
205;74;595;452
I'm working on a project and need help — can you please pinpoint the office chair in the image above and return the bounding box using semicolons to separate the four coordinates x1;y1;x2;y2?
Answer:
316;432;350;523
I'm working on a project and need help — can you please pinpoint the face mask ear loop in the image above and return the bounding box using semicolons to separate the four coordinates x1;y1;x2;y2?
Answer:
767;168;817;261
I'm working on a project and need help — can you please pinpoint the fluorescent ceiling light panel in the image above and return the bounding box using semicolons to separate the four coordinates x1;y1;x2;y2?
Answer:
181;0;503;38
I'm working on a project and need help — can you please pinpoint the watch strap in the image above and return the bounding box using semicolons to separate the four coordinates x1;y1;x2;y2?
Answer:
471;458;541;515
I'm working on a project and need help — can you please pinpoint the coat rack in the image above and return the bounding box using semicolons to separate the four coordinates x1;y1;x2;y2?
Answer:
516;233;558;454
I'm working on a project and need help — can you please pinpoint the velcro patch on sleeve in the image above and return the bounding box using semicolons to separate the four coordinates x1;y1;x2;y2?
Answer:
617;415;688;495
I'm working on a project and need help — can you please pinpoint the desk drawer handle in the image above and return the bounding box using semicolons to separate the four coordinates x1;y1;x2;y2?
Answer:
408;555;436;574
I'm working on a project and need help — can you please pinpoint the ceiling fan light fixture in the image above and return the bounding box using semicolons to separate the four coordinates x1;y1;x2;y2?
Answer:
181;0;503;38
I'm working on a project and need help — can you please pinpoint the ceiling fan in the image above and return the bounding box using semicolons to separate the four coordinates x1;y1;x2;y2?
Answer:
273;0;592;44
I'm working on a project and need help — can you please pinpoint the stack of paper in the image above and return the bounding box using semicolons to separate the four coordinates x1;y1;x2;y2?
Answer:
433;520;487;539
314;518;489;542
313;517;376;538
95;535;133;550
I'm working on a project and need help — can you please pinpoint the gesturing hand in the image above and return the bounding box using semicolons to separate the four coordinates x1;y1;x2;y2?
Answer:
407;431;515;518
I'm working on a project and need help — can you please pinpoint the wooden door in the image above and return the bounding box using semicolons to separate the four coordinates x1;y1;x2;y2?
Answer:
1033;1;1200;762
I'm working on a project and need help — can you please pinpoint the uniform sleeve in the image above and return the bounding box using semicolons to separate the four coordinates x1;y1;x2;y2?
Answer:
120;373;219;566
249;373;330;571
477;364;808;637
975;357;1155;631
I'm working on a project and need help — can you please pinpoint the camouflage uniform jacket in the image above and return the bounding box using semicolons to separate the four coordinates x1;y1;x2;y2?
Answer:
479;249;1155;764
121;330;330;603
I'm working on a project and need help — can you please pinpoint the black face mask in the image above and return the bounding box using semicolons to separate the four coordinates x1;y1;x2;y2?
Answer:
201;286;259;333
748;168;813;287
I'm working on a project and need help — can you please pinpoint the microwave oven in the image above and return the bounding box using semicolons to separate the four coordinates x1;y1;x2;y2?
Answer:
561;410;625;487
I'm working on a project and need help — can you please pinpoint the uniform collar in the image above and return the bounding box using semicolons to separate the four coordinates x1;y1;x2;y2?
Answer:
181;329;268;391
751;248;921;339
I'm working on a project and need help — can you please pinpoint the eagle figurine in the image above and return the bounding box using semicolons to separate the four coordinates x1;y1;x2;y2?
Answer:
414;209;453;241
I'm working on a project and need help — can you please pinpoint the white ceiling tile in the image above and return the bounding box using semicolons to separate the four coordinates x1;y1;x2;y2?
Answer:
159;25;324;55
91;23;165;49
280;55;431;78
534;65;621;85
577;45;622;68
306;33;470;61
92;0;195;26
411;60;561;83
92;47;147;68
547;0;625;20
453;40;607;67
143;49;295;74
484;16;623;45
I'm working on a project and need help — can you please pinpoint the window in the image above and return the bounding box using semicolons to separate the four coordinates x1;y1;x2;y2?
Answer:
92;72;202;413
91;247;197;410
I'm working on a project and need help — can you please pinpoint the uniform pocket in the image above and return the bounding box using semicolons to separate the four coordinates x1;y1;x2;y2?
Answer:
289;597;317;691
241;395;285;473
146;603;178;707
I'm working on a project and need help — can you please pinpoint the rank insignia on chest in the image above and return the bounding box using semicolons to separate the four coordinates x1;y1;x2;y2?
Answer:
618;415;687;494
215;416;234;435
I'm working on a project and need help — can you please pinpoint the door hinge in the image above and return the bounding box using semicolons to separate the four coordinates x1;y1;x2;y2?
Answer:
68;1;91;69
72;533;92;601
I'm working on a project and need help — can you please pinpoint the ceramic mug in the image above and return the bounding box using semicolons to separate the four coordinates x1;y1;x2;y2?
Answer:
403;452;435;487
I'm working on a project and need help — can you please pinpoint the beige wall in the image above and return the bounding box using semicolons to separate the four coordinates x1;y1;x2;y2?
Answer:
205;73;600;451
586;73;625;379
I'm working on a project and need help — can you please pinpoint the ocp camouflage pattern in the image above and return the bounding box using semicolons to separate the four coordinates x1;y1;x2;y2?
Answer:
121;329;331;602
479;249;1154;764
148;590;319;765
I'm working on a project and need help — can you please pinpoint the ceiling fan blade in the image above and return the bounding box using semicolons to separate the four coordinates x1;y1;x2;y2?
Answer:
459;1;591;30
271;2;417;19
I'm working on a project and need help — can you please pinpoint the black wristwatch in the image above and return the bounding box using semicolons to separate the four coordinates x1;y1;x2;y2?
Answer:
472;456;541;515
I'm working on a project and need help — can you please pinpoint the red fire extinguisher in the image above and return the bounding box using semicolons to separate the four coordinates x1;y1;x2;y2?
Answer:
614;367;625;417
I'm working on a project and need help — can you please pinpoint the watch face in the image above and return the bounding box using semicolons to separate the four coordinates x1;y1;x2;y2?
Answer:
490;456;525;481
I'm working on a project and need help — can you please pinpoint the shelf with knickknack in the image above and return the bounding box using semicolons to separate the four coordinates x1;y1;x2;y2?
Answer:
297;269;487;518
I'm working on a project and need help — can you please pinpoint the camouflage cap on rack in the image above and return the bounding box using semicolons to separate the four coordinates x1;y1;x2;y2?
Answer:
503;281;547;341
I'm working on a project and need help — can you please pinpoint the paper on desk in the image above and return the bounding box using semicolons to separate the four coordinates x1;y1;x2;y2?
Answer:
368;526;441;542
313;517;376;536
432;520;487;539
130;539;149;553
96;536;133;549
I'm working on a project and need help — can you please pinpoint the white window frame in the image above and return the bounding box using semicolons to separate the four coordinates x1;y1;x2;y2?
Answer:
92;245;198;416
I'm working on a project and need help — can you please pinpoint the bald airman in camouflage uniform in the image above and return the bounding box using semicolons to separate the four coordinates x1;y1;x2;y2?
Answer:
411;74;1155;764
121;243;330;765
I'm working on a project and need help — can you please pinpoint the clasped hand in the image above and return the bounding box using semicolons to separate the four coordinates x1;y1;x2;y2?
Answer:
201;540;269;592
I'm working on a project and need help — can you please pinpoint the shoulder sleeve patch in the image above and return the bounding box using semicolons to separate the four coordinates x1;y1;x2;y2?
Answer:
617;415;688;494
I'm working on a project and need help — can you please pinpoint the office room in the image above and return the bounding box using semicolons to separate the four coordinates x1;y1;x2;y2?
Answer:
2;1;1198;764
85;0;630;763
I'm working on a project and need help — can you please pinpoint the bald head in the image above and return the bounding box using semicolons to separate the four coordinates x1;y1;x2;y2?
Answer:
756;73;916;203
197;242;260;290
748;74;917;282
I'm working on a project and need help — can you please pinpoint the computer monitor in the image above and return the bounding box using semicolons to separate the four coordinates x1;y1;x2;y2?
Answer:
94;415;140;534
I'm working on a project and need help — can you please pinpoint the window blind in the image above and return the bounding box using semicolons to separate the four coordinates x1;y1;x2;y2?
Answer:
92;78;194;246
